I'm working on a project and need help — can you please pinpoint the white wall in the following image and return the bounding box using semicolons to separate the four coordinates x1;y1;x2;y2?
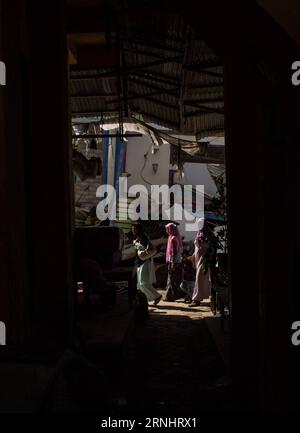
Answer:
124;134;220;242
74;139;102;210
181;163;218;197
125;134;170;190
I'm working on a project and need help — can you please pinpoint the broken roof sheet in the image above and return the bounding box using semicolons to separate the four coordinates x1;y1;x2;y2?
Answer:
70;10;224;140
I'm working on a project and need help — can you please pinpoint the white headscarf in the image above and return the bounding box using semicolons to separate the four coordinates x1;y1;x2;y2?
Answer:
197;217;205;230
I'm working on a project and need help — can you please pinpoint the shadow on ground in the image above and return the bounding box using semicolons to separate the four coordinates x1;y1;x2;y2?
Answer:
113;309;233;415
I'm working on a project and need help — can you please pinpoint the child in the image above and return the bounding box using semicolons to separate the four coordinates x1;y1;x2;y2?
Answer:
180;250;196;303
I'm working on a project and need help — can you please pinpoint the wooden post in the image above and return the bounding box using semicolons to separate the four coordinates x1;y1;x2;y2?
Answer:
0;0;74;359
224;56;261;411
169;0;297;411
24;0;74;358
0;0;30;354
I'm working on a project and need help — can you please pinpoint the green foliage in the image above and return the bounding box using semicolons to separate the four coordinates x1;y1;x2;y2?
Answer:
209;176;228;254
203;177;228;275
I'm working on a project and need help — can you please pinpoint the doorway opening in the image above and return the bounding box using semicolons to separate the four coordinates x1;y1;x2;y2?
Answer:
69;3;231;414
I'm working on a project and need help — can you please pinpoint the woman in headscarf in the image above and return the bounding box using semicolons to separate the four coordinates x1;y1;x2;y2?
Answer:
164;222;184;301
189;218;211;307
132;223;162;305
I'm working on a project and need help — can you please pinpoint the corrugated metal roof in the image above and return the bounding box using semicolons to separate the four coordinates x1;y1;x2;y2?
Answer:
70;11;224;139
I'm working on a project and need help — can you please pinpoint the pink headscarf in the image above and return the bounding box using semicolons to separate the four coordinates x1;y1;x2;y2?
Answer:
165;223;183;262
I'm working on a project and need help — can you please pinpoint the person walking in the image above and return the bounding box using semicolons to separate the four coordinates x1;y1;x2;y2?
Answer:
164;223;184;301
180;250;196;303
132;223;162;306
189;218;211;307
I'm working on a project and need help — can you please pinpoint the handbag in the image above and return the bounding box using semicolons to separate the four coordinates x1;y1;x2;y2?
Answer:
137;241;157;261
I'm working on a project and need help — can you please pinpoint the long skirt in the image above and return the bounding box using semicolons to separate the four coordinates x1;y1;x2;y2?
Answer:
164;262;183;301
192;255;211;302
137;258;160;302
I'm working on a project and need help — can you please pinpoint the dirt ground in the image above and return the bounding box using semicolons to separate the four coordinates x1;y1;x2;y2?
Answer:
114;291;233;415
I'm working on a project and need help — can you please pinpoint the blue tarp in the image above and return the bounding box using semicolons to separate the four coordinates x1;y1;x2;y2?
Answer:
204;211;225;224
